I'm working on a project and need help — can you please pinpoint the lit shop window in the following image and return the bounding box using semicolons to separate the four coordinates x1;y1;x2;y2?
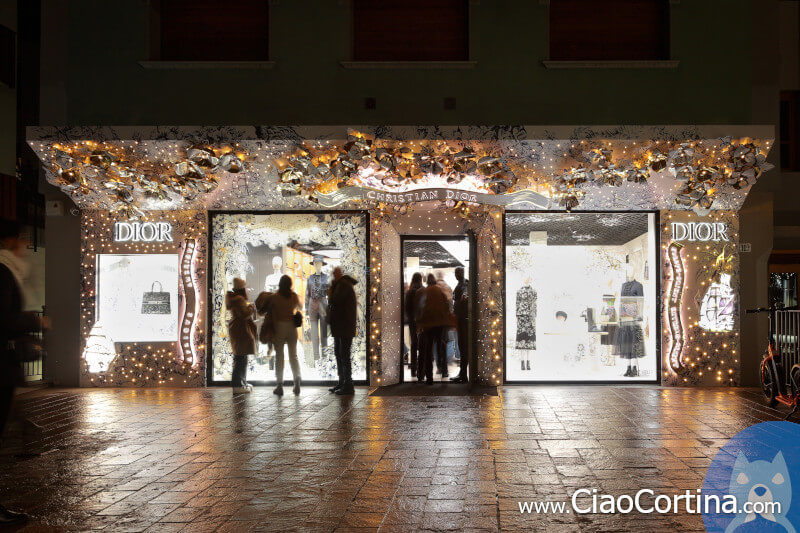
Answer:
86;254;180;373
210;213;368;383
505;212;658;382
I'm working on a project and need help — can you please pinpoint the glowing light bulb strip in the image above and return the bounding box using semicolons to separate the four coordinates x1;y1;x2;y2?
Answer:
179;238;197;366
667;242;686;371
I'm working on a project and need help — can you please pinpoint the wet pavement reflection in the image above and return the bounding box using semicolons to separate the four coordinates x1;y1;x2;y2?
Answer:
0;386;785;531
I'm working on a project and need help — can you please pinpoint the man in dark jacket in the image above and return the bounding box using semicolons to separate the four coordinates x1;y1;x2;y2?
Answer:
0;221;45;525
450;267;469;383
417;274;455;384
327;267;358;395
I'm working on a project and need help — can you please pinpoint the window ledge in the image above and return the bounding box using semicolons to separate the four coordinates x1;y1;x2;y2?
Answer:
542;60;679;69
138;61;276;70
340;61;477;70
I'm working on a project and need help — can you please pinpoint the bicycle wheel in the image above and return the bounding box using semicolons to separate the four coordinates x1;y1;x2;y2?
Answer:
761;361;778;407
790;365;800;397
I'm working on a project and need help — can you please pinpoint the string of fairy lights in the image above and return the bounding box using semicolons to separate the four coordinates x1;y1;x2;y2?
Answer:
661;211;740;386
38;131;771;389
80;210;207;386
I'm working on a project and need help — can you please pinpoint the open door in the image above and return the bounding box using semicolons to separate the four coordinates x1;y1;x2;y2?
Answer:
400;235;470;383
467;230;478;388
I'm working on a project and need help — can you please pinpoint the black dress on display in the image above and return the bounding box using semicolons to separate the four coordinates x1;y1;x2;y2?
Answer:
615;280;645;360
515;285;537;350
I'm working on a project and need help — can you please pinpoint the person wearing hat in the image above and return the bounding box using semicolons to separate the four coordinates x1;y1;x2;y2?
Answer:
305;254;329;364
226;277;248;308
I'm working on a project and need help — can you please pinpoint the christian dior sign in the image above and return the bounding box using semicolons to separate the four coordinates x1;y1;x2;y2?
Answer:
670;222;729;243
114;222;174;243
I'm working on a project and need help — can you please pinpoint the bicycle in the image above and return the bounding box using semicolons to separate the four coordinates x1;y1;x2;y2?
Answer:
747;306;800;419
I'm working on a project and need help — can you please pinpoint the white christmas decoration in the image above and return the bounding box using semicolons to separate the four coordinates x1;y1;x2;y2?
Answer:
83;322;117;373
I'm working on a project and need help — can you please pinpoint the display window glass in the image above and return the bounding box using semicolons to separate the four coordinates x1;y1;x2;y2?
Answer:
210;212;368;383
505;212;658;382
95;254;180;343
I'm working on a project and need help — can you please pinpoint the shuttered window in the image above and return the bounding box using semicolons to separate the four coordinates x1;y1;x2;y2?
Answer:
158;0;269;61
353;0;469;61
549;0;670;61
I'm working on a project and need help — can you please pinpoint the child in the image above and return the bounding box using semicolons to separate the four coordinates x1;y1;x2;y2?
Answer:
227;295;257;393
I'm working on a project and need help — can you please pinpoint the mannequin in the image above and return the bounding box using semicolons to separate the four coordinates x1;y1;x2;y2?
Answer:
264;255;283;292
617;264;645;377
305;255;329;362
515;276;537;371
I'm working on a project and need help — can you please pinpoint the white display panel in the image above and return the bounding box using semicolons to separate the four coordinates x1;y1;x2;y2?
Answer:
96;254;180;342
505;213;658;382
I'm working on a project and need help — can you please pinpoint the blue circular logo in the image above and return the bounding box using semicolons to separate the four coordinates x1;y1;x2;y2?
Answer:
703;421;800;532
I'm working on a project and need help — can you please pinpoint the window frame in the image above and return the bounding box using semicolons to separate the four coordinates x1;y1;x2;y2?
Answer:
347;0;474;66
146;0;272;65
543;0;677;69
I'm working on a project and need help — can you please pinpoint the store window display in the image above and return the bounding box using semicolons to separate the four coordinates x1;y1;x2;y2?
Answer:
505;212;657;382
211;213;367;383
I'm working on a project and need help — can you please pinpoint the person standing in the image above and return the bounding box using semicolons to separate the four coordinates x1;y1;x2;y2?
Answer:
404;273;423;379
327;267;358;395
417;273;454;384
0;221;47;525
227;295;257;393
434;271;454;376
450;267;470;383
270;275;302;395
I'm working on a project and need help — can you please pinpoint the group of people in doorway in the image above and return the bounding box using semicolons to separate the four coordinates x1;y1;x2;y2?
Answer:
405;267;469;385
225;266;358;396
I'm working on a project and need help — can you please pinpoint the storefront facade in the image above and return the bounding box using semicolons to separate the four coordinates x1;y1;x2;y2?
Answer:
29;125;773;388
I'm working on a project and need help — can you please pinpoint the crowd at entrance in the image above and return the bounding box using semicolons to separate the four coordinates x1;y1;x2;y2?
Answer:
404;267;469;384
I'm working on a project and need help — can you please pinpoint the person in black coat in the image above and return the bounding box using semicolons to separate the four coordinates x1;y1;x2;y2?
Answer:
327;267;358;395
450;267;470;383
404;273;423;379
0;221;46;526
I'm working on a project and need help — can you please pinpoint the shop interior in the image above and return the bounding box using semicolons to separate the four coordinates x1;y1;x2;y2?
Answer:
401;236;471;383
504;212;658;383
210;213;368;384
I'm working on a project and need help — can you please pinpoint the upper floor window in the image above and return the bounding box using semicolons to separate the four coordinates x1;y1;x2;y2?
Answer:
155;0;269;61
781;91;800;171
0;24;15;88
549;0;670;61
353;0;469;61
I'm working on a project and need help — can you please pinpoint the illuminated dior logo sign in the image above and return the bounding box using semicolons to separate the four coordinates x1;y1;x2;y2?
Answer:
671;222;729;242
114;222;174;243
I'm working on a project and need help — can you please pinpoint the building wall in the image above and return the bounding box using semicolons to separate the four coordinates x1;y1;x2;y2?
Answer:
35;0;786;386
42;0;757;126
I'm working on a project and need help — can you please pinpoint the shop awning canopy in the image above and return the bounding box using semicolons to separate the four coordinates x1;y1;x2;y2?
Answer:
28;125;774;216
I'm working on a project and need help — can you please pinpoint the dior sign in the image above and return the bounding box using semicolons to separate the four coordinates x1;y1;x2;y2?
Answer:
114;221;174;243
670;222;729;243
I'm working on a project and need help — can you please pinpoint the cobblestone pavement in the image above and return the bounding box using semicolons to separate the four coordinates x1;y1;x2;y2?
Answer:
0;386;788;532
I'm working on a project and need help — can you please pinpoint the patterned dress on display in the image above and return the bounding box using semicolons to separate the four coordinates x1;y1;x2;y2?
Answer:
515;285;537;350
615;280;646;360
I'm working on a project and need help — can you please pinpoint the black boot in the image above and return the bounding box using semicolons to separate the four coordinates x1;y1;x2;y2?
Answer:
335;382;354;395
623;366;632;377
521;360;526;371
526;360;531;371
